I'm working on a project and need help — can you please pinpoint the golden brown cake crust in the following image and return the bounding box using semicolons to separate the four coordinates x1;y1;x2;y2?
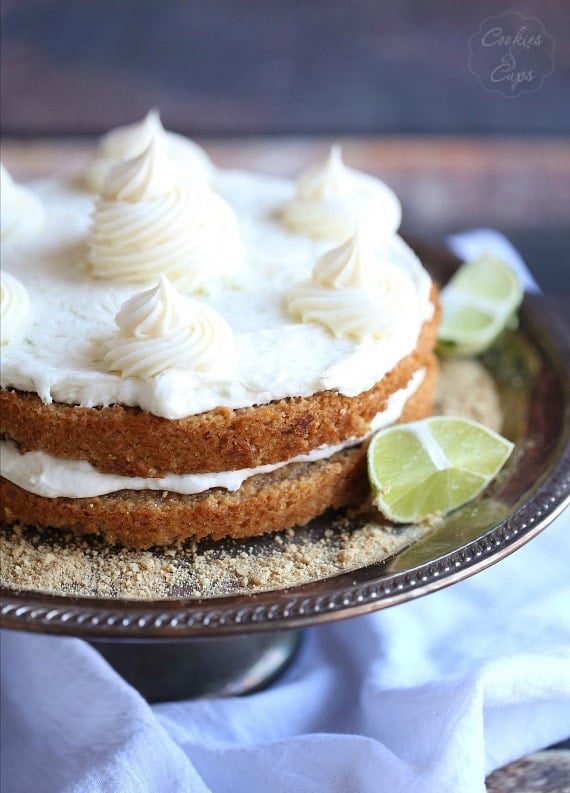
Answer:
1;449;369;548
1;287;439;477
1;360;437;548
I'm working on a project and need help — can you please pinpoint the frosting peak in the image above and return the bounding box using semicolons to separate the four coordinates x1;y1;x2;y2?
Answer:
82;109;213;191
101;109;163;159
102;139;178;202
297;145;352;201
105;275;236;379
115;273;192;338
0;164;45;241
279;146;402;244
288;231;418;341
88;136;242;291
312;227;381;289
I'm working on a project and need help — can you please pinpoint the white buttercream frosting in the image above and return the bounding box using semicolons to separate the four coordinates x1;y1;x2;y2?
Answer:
1;170;433;419
0;369;425;498
1;271;30;345
0;164;45;241
88;138;242;292
278;146;402;243
82;109;213;191
103;136;178;201
105;274;236;379
288;229;419;341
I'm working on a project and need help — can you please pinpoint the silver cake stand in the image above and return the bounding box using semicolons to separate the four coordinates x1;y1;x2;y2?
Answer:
2;244;569;701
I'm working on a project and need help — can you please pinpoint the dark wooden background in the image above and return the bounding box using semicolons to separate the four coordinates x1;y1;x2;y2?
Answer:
1;0;569;296
1;0;569;137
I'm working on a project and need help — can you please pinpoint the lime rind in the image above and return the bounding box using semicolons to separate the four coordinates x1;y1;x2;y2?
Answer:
437;254;523;357
428;416;513;476
449;255;519;300
367;416;514;524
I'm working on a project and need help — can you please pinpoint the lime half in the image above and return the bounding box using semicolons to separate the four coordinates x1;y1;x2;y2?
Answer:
367;416;514;523
437;254;523;356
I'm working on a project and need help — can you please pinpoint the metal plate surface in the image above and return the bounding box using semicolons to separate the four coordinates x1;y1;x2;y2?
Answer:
2;244;568;639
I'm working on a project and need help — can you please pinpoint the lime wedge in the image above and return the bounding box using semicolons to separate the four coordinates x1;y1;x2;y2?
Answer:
437;254;523;356
367;416;514;523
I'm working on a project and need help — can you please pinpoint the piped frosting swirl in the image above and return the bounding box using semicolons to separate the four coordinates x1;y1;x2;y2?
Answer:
105;274;236;379
88;138;242;292
288;229;418;341
82;109;213;191
1;271;30;345
278;146;401;244
0;164;45;241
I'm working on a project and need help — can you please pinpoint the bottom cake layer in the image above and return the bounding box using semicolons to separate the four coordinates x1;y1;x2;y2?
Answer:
1;360;437;548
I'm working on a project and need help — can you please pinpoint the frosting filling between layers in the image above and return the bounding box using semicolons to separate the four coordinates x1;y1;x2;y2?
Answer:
0;369;425;498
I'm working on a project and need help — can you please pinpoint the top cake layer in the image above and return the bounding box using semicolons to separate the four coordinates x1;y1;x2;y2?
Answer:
1;161;433;420
0;128;440;547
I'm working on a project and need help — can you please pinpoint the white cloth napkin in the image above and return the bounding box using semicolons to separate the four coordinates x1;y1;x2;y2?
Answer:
446;228;541;293
1;232;569;793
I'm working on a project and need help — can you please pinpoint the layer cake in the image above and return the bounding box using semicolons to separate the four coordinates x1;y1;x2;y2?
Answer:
1;115;439;547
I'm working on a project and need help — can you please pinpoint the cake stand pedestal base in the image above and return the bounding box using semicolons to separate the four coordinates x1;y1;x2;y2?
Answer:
90;630;303;702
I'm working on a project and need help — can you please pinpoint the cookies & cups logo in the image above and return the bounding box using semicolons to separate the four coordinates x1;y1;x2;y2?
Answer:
469;12;555;97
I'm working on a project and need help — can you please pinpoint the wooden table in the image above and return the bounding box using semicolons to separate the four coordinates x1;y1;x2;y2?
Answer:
3;135;568;228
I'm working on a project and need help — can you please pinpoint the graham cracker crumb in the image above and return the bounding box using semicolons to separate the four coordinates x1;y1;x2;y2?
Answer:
436;359;502;432
0;513;428;601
